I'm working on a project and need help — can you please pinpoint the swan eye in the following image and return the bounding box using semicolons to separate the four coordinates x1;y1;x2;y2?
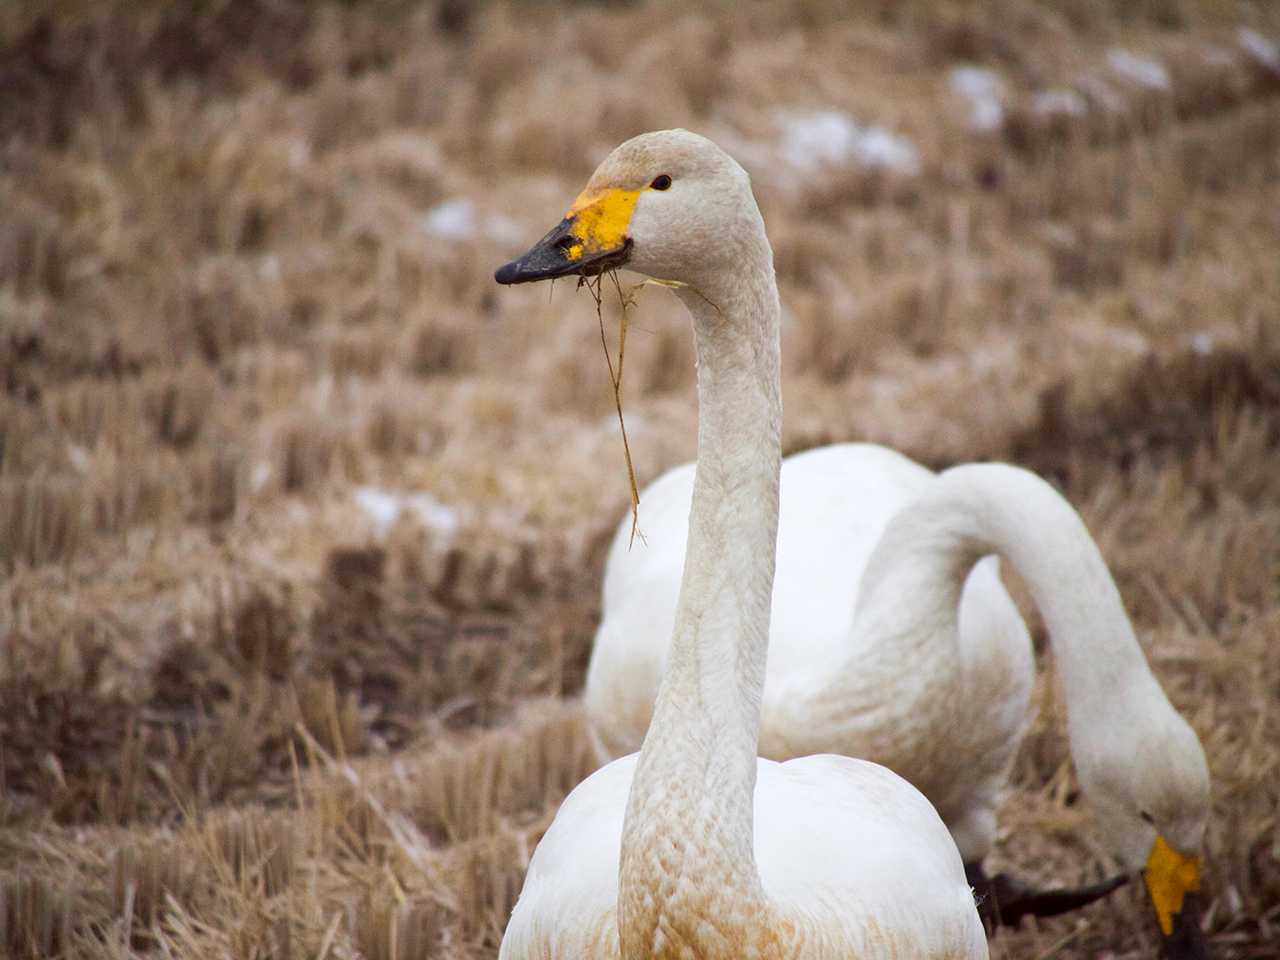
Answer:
1140;811;1154;825
650;174;672;191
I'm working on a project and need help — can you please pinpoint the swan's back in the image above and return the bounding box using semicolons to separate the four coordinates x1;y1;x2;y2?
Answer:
588;443;938;754
500;753;988;959
770;444;934;673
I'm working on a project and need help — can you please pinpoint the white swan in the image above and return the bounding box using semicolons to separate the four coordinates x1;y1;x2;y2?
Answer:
587;359;1212;944
494;130;988;959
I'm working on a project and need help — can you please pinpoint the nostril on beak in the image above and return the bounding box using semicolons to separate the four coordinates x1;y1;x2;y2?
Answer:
494;259;522;284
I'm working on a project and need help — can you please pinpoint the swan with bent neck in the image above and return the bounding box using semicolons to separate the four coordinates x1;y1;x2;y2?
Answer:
581;148;1212;951
495;130;987;958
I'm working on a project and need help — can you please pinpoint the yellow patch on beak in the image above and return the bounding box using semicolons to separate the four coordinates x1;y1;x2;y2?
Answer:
1145;834;1202;936
563;187;641;262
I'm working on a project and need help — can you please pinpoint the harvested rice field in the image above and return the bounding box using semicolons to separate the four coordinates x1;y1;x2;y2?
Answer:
2;0;1279;957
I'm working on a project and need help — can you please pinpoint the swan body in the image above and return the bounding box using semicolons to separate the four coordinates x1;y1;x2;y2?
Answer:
494;129;987;959
503;754;986;959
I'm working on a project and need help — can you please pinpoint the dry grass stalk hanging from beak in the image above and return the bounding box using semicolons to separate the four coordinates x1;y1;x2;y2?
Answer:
582;270;645;548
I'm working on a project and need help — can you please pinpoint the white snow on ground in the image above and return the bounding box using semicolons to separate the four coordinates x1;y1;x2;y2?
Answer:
420;198;525;245
287;137;311;170
1066;316;1151;357
1189;332;1216;356
354;486;402;535
403;493;461;540
66;443;90;473
257;254;281;281
1106;49;1171;90
772;108;921;177
1076;72;1127;113
711;109;921;190
949;66;1006;131
251;462;272;493
1239;28;1280;74
354;485;460;543
843;123;922;174
420;198;473;240
1031;88;1089;118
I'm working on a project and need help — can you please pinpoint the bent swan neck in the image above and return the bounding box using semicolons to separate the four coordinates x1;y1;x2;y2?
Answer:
618;251;784;955
854;463;1154;720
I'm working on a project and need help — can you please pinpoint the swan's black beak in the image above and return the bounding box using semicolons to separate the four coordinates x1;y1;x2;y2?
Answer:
1159;890;1211;960
495;185;639;285
965;861;1128;931
494;217;631;285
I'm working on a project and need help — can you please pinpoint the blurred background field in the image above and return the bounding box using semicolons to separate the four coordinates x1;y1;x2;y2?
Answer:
1;0;1279;956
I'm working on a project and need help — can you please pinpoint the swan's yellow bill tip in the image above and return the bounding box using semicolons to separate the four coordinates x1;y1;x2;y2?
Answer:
1145;834;1201;936
563;187;642;262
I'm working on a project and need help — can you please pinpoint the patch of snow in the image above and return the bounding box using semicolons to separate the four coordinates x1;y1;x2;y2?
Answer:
257;254;280;282
288;138;311;170
354;485;460;543
949;66;1005;132
354;486;404;537
773;109;921;178
1239;28;1280;74
1039;221;1077;248
420;198;476;241
1106;49;1171;91
1031;89;1089;118
403;493;460;541
1076;72;1127;113
968;340;1019;375
1108;327;1151;356
711;110;920;191
251;462;272;493
66;443;90;473
850;125;923;175
1189;331;1215;356
420;198;527;245
1070;321;1150;357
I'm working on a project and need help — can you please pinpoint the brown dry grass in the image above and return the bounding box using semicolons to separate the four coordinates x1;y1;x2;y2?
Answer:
2;0;1279;957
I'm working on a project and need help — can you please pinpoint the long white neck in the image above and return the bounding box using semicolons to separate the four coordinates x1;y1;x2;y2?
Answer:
852;463;1160;750
618;244;783;957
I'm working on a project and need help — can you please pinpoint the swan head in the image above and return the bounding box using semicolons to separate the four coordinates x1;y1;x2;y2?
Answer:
1074;688;1211;955
495;129;763;290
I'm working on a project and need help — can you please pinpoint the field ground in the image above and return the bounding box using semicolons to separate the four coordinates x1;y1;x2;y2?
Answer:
2;1;1279;957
